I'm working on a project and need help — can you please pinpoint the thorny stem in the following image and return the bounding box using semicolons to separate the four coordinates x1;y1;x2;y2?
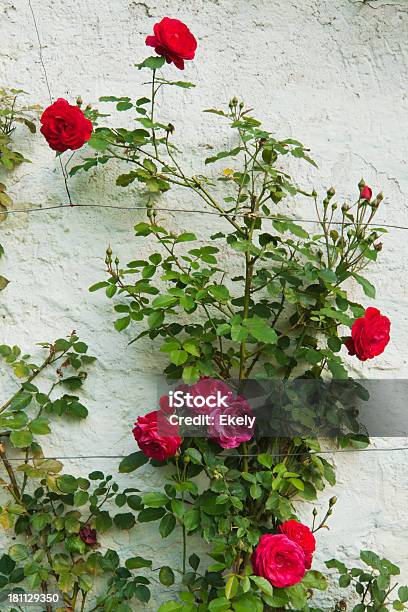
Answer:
151;69;159;156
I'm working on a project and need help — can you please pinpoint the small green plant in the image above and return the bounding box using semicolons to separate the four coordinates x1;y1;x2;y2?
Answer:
326;551;408;612
0;333;166;610
0;88;39;289
0;87;38;171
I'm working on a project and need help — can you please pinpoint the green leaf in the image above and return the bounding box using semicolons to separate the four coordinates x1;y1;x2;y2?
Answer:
89;470;104;480
287;583;307;608
142;491;168;508
183;508;200;532
258;453;273;469
113;512;136;530
352;273;376;298
114;316;131;331
244;317;277;344
152;295;178;308
8;544;30;563
208;597;231;611
117;101;133;111
250;575;273;596
119;451;149;473
30;512;51;531
135;584;151;603
328;336;342;352
138;507;166;522
0;555;15;575
232;594;263;612
0;275;9;291
10;429;33;448
225;575;239;599
10;392;32;411
127;495;142;511
302;570;327;590
148;310;165;329
208;285;230;302
88;133;109;151
170;350;188;366
327;359;349;380
73;490;89;506
185;448;202;464
29;417;51;435
176;232;197;242
205;146;242;165
125;556;152;569
137;56;166;70
159;513;176;538
95;511;113;532
65;535;86;555
158;603;183;612
399;587;408;603
57;475;78;494
319;268;337;284
189;553;200;571
339;574;351;587
183;342;200;357
360;550;381;569
159;566;175;586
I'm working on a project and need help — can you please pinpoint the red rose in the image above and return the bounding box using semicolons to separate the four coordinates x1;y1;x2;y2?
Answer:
360;185;373;201
146;17;197;70
40;98;93;152
278;520;316;569
252;534;306;588
79;525;97;545
133;410;181;461
346;307;390;361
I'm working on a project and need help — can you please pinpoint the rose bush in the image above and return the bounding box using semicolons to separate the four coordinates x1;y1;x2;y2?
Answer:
70;18;396;612
23;13;396;611
70;15;394;609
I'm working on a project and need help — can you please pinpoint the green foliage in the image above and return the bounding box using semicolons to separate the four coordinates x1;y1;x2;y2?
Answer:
0;89;39;284
0;88;39;172
0;333;177;610
326;551;406;611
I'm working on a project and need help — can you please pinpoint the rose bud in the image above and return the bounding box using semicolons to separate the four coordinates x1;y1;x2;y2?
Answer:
360;185;373;201
79;525;97;545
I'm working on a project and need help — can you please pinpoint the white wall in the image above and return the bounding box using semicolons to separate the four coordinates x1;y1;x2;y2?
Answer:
1;0;407;608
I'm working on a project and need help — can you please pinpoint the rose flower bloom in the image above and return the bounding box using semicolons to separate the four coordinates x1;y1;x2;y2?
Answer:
278;519;316;569
40;98;93;152
146;17;197;70
133;410;181;461
345;307;390;361
252;533;306;588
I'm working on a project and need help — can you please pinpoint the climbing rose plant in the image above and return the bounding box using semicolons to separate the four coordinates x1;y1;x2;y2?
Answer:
0;334;176;610
38;15;399;612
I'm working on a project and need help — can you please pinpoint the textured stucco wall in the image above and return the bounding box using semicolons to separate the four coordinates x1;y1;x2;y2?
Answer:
1;0;408;608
